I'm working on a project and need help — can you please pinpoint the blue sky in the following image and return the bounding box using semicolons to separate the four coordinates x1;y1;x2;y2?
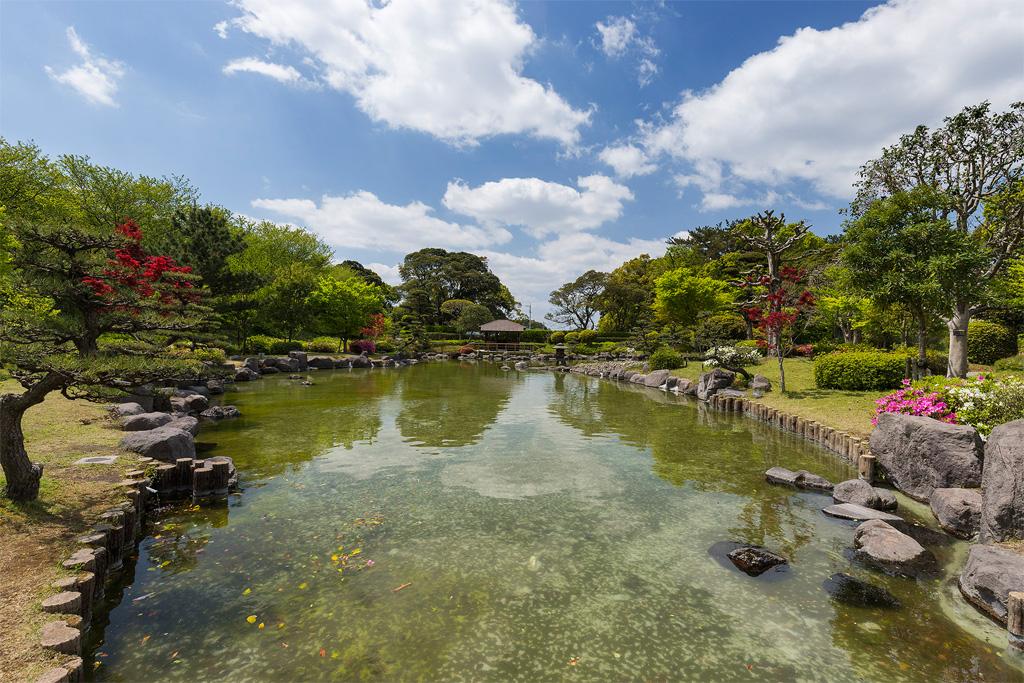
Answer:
1;0;1021;316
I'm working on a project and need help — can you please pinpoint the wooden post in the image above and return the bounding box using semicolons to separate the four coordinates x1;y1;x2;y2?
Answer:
858;454;876;483
1009;592;1024;649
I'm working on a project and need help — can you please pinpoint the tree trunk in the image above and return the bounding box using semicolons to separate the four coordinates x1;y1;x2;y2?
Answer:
916;314;928;379
1;373;65;502
947;303;972;378
777;346;786;393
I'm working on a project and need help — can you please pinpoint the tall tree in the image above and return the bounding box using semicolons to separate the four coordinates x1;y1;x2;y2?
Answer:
653;268;731;327
595;255;663;332
398;248;515;324
853;101;1024;376
308;272;385;352
545;269;607;330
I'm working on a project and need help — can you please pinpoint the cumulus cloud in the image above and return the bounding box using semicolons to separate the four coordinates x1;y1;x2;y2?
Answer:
598;144;656;178
223;57;304;83
44;27;124;107
220;0;590;146
251;191;512;252
639;0;1024;204
442;175;633;238
595;16;637;57
366;262;402;285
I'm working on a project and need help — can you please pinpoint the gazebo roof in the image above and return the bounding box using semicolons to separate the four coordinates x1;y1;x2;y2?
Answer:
480;319;524;332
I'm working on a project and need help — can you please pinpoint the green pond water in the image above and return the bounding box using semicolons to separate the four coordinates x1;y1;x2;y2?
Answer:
87;363;1021;681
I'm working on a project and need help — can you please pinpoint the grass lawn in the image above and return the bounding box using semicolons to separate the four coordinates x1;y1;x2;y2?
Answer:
670;357;884;438
0;379;140;683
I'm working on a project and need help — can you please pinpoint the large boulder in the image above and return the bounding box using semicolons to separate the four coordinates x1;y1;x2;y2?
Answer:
120;412;172;432
110;402;145;418
868;413;983;501
308;356;336;370
170;393;209;414
980;419;1024;542
696;368;735;401
234;367;260;382
288;350;308;371
726;546;788;577
643;369;671;388
931;488;982;539
751;374;772;392
168;415;200;436
853;519;933;573
832;479;898;511
350;353;372;369
120;426;195;461
959;544;1024;625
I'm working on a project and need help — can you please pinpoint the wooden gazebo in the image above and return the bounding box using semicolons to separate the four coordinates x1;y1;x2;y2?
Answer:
479;319;524;351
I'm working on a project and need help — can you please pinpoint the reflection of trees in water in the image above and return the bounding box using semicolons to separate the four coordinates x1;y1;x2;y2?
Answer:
395;364;514;447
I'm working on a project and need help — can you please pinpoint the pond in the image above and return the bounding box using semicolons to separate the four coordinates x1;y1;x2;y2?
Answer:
86;362;1019;681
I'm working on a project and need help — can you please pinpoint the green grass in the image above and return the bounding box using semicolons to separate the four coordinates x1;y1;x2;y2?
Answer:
670;357;883;438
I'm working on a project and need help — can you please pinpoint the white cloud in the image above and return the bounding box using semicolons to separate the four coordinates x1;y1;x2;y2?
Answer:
44;27;124;107
442;175;633;238
640;0;1024;202
366;263;402;285
595;16;637;57
213;20;229;39
251;191;512;252
598;144;656;178
223;57;304;84
637;58;658;87
221;0;590;146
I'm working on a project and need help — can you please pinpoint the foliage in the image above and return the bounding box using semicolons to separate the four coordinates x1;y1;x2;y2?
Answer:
243;335;283;354
814;352;907;391
305;336;343;353
398;248;515;324
994;355;1024;371
546;269;607;330
440;298;493;336
917;375;1024;435
653;268;731;327
521;329;549;343
648;347;685;371
967;319;1018;365
307;273;385;351
349;340;376;354
698;313;747;342
577;329;598;344
595;255;663;332
564;331;580;344
872;380;957;426
548;331;565;344
167;346;227;364
703;346;762;369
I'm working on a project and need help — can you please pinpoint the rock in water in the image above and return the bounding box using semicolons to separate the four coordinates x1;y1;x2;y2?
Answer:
643;369;671;387
726;546;788;576
765;467;834;491
823;503;902;522
959;544;1024;625
980;418;1024;542
930;488;982;539
696;368;735;400
854;519;933;574
868;413;983;501
832;479;898;511
822;573;900;609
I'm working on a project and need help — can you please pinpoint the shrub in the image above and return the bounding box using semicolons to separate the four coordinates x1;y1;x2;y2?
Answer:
349;339;376;354
703;345;762;369
925;350;948;375
564;331;581;344
548;331;565;344
166;346;228;364
577;329;598;344
873;379;957;425
375;340;395;353
306;336;342;353
699;313;747;342
244;334;280;354
735;340;762;350
968;320;1018;365
270;339;303;354
792;343;814;357
649;347;685;370
521;329;549;343
994;355;1024;372
917;375;1024;435
814;351;906;391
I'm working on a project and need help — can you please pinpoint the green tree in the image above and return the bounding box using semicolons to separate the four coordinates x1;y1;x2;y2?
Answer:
812;266;871;344
545;269;608;330
398;248;515;324
440;299;493;337
595;255;663;332
853;101;1024;376
653;268;731;327
308;273;384;352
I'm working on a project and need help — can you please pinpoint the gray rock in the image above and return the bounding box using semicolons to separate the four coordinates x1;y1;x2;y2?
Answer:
822;573;900;609
931;488;982;539
631;373;646;384
110;402;146;418
726;546;788;576
765;467;834;491
959;544;1024;624
243;357;260;372
179;386;210;397
514;361;529;371
289;350;308;371
308;356;336;370
644;369;671;388
205;380;225;395
854;519;933;572
696;368;734;400
350;353;372;369
664;377;679;390
120;426;195;462
120;412;172;432
234;367;260;382
980;419;1024;542
833;479;898;511
765;466;799;486
677;379;697;396
260;365;281;374
201;405;241;420
868;413;983;501
823;503;902;522
751;374;772;392
168;415;200;435
170;393;209;413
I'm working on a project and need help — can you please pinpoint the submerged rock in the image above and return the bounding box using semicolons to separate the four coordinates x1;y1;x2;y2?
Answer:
765;467;834;491
201;405;241;420
930;488;982;539
980;419;1024;542
853;519;934;574
868;413;983;501
726;545;788;577
823;503;902;523
833;479;898;511
822;573;901;609
959;544;1024;625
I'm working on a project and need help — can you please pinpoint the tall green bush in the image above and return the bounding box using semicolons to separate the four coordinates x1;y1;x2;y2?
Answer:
649;347;685;370
549;331;565;344
564;331;580;344
967;320;1018;365
814;351;906;391
577;329;598;344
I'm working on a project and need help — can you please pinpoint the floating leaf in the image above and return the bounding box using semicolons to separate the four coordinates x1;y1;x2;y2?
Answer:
246;615;257;624
392;582;412;593
319;647;327;657
298;582;308;590
350;548;361;556
258;623;265;630
243;588;252;596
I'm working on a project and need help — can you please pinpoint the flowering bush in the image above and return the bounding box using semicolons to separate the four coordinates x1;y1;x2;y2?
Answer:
917;375;1024;435
349;339;376;354
703;345;762;368
873;380;957;426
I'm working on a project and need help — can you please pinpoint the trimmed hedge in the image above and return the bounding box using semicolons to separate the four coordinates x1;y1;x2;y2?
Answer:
649;347;685;370
306;336;343;353
549;331;565;344
577;329;598;344
967;320;1018;365
564;331;580;344
814;351;906;391
994;355;1024;372
521;329;549;343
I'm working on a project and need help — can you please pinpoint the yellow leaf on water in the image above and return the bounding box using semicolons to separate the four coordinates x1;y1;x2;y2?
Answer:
246;615;257;624
258;623;265;630
331;555;338;562
350;548;361;556
243;588;252;596
298;582;308;590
